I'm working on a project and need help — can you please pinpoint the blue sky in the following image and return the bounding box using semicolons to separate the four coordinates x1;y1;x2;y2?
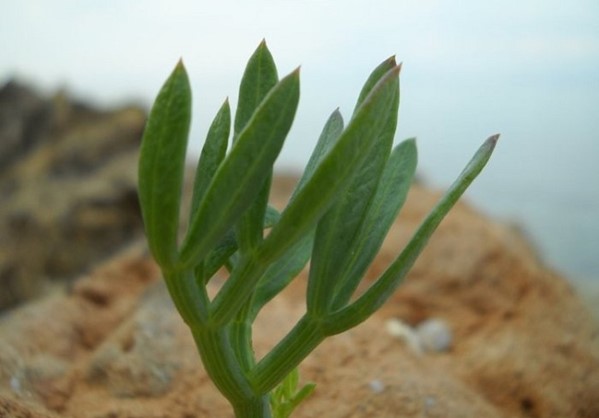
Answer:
2;1;599;283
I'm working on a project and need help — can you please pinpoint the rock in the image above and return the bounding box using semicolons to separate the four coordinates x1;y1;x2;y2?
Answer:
0;81;52;170
0;177;597;417
415;318;453;353
85;281;184;397
0;80;146;311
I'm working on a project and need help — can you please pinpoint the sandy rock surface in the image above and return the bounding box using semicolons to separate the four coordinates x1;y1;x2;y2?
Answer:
1;178;598;418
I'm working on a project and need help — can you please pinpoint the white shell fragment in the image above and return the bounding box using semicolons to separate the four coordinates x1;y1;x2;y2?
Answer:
385;318;422;353
415;318;453;353
385;317;453;354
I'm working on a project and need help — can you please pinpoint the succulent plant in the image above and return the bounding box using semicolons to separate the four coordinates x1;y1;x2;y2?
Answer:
138;41;497;417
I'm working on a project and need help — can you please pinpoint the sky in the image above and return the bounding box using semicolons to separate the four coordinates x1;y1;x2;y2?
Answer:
1;1;598;287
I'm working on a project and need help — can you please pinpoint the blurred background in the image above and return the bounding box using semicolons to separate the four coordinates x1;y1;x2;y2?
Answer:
1;1;598;296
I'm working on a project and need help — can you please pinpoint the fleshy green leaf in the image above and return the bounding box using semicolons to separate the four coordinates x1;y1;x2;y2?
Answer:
257;64;401;265
190;99;231;219
331;138;418;309
248;110;344;319
323;135;499;335
199;205;281;284
234;41;279;254
236;175;271;253
307;58;399;316
354;56;398;114
234;40;279;136
249;231;314;319
270;368;315;418
289;109;344;202
199;232;238;281
265;205;281;227
138;61;191;270
179;68;301;269
209;106;345;325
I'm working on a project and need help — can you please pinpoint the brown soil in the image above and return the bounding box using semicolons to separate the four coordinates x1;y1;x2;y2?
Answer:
1;180;598;418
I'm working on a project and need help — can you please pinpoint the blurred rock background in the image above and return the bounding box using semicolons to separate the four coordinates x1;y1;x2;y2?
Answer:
0;81;145;311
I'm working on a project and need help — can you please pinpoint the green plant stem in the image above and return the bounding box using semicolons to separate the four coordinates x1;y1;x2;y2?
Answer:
192;324;272;417
211;256;268;326
251;315;325;394
164;270;209;325
232;396;272;418
191;326;268;415
230;302;257;372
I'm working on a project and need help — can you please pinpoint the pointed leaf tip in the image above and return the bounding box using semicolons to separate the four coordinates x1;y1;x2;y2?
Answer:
487;133;500;146
256;39;270;53
404;137;417;146
481;134;500;156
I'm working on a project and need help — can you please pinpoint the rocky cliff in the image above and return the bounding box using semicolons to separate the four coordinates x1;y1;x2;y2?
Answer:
0;81;145;311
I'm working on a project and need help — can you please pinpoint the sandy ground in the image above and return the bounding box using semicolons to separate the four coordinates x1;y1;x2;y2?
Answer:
1;181;598;417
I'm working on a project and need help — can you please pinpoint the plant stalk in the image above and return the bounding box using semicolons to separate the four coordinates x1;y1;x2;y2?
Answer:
232;396;272;418
191;326;258;410
251;315;325;394
192;325;272;417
